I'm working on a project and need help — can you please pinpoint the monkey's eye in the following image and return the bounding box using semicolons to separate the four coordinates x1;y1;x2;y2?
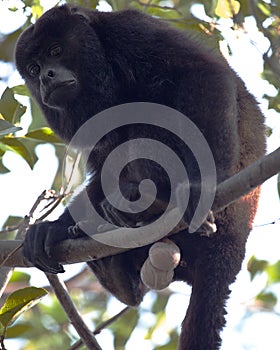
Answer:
49;45;62;57
27;63;40;77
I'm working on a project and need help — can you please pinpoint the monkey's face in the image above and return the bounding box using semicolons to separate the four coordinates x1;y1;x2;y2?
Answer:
25;43;79;109
15;25;83;111
14;5;105;115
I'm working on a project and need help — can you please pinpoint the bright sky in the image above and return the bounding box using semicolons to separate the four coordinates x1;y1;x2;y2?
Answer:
0;2;280;350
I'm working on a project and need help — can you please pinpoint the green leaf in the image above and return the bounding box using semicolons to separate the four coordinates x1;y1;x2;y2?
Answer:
0;29;22;63
145;310;167;340
25;127;63;144
265;126;272;137
257;2;271;16
1;215;23;239
156;329;179;350
39;299;68;325
10;271;31;284
111;309;139;348
215;0;240;18
29;98;47;131
203;0;218;18
0;149;9;173
13;103;27;125
31;3;43;19
265;94;280;113
0;137;37;169
2;216;23;230
247;256;268;281
256;292;277;309
0;159;10;174
152;293;170;313
12;85;31;97
144;6;181;20
267;260;280;285
0;87;25;123
5;323;31;338
0;119;22;136
0;287;48;331
8;7;19;12
237;0;250;17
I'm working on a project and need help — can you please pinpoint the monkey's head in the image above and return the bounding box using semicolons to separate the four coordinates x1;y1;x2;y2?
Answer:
15;5;114;142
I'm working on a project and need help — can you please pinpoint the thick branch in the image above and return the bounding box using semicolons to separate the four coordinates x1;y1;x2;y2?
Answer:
1;147;280;268
213;147;280;212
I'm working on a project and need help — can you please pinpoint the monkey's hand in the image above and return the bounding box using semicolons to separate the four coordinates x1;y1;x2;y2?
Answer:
197;210;217;236
23;220;77;274
176;182;216;236
100;182;160;228
101;196;139;228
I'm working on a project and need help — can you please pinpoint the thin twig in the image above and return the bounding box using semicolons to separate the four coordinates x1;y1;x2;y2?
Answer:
47;274;102;350
69;307;130;350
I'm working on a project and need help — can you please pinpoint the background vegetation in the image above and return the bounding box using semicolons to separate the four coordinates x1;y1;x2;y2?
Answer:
0;0;280;349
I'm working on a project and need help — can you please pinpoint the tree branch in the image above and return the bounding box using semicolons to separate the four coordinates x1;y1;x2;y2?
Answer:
69;307;130;350
1;147;280;269
46;274;102;350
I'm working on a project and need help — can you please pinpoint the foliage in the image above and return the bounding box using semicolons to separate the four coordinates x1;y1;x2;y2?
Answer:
0;0;279;349
0;286;47;348
248;256;280;309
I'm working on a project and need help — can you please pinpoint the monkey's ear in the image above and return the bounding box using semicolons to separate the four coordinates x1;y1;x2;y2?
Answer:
69;6;91;21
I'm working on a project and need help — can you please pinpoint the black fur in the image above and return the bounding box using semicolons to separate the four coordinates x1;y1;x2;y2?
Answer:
15;5;265;349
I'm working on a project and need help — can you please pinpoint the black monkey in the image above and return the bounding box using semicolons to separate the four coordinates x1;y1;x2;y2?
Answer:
15;4;265;349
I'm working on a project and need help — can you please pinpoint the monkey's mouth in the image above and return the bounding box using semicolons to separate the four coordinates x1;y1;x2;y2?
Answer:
43;80;77;106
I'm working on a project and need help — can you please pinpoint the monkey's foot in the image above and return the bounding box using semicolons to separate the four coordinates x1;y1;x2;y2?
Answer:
198;211;217;237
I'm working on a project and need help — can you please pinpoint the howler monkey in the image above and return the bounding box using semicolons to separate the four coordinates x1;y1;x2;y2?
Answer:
15;4;265;349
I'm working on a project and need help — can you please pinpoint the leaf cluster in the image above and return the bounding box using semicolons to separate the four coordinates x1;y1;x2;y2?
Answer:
0;0;280;349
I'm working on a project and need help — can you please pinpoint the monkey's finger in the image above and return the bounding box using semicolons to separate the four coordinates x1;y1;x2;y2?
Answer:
24;224;49;264
34;259;65;274
44;224;67;257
